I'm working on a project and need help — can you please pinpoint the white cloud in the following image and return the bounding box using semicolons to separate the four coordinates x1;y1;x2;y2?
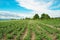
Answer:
0;11;23;19
16;0;60;18
0;0;60;19
0;11;34;19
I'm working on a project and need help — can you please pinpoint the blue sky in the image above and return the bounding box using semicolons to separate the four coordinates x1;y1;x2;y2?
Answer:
0;0;60;19
0;0;32;13
50;0;60;10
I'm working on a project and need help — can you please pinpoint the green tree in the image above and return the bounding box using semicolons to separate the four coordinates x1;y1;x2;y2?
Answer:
41;13;50;19
25;17;31;20
33;14;39;19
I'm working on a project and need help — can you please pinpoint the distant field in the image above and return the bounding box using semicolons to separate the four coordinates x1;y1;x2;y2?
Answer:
0;19;60;40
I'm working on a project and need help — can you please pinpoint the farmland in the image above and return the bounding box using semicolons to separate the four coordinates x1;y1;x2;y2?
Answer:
0;19;60;40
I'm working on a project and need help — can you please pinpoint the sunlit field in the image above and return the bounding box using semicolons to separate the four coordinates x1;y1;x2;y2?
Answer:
0;0;60;40
0;19;60;40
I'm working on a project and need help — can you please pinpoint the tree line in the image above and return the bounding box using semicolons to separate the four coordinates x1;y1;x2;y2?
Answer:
25;13;50;20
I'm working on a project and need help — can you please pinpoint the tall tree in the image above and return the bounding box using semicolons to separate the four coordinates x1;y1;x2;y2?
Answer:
41;13;50;19
33;14;39;19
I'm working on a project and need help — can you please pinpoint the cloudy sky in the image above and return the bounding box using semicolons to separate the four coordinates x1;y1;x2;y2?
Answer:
0;0;60;19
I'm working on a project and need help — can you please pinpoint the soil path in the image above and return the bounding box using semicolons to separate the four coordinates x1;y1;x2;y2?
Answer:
37;25;57;40
40;23;60;30
31;32;35;40
20;28;28;40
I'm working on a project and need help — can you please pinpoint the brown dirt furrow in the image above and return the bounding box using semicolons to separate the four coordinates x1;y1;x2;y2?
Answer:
13;35;16;40
31;32;35;40
37;25;57;40
20;28;28;40
41;23;60;30
2;34;7;40
57;28;60;30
